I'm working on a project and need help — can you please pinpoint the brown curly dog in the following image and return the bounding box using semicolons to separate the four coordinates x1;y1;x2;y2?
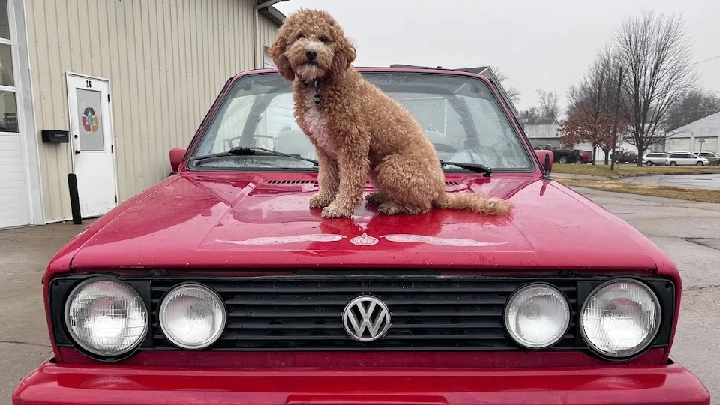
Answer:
269;9;514;218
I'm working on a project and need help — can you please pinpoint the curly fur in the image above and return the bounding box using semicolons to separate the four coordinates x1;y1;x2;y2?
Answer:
269;9;514;218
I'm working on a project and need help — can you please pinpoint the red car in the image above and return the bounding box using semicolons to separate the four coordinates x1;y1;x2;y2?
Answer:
14;66;710;405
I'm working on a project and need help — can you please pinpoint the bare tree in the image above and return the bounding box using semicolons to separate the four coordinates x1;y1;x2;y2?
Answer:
663;88;720;132
491;66;522;105
564;47;626;164
537;90;561;124
613;10;696;165
518;90;561;125
567;46;624;114
518;107;542;125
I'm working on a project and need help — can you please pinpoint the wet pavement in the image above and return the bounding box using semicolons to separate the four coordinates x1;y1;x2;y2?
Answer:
1;194;719;403
620;173;720;190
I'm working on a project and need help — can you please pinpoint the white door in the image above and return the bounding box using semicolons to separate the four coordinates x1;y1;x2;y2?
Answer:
0;0;29;228
66;74;117;218
0;134;29;228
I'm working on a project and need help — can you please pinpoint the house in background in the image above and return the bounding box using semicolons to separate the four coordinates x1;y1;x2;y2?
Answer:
0;0;285;229
523;123;564;149
665;112;720;154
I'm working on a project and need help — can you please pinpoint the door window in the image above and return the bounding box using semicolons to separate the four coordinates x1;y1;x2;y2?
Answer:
76;89;105;151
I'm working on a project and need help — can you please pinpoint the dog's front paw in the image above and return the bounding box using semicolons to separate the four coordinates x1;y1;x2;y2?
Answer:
309;193;334;209
321;203;353;218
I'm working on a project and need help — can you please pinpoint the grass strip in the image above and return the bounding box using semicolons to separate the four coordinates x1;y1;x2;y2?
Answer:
556;178;720;204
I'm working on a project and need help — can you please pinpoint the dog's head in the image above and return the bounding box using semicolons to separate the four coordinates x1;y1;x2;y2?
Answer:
269;9;356;83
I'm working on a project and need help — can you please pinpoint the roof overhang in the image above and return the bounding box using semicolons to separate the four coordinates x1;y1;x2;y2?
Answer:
256;0;287;28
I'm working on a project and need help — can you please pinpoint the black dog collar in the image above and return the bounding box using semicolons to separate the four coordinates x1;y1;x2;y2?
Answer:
301;79;322;105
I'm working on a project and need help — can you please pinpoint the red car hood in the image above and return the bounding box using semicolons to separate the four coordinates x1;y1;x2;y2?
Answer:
65;172;662;273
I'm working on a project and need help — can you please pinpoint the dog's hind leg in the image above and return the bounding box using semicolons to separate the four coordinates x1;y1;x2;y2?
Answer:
365;191;388;206
372;153;443;215
365;174;390;206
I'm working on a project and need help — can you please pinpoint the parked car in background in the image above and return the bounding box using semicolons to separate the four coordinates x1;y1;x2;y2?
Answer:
533;144;582;163
666;151;710;166
611;150;638;164
642;152;669;166
693;152;720;166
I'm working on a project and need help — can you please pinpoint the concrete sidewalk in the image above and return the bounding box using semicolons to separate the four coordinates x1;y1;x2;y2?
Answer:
0;221;91;401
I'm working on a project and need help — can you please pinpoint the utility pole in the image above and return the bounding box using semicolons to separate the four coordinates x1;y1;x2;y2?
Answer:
610;66;623;171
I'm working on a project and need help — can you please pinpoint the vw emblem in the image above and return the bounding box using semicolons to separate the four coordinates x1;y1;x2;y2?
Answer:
342;295;392;342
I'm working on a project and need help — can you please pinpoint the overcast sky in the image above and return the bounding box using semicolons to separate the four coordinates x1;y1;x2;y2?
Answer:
274;0;720;113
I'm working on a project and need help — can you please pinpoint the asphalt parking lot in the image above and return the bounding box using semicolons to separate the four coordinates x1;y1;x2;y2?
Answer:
1;188;718;403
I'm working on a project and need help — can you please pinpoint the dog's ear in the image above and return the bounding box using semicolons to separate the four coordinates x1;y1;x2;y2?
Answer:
269;37;295;81
344;39;357;65
329;36;356;83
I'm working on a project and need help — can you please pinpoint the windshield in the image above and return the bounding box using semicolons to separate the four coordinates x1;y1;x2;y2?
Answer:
190;71;533;172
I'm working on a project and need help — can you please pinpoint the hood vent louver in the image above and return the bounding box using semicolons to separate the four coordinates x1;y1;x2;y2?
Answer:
267;180;460;186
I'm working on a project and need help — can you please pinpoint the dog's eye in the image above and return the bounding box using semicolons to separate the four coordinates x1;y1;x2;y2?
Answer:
319;36;331;43
297;33;305;40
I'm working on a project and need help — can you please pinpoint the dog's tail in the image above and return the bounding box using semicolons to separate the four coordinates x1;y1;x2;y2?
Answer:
433;192;513;216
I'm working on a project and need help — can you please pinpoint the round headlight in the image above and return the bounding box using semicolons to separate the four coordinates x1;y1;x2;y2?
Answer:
64;278;148;358
159;283;226;349
581;278;661;358
505;283;570;348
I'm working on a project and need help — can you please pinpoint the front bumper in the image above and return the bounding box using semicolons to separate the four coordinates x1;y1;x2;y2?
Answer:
13;359;710;405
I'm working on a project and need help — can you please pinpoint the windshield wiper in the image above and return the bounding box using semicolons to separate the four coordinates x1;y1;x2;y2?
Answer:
189;147;319;166
440;160;492;177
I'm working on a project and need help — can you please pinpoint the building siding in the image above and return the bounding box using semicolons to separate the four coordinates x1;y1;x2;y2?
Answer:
665;112;720;154
26;0;279;222
257;10;278;65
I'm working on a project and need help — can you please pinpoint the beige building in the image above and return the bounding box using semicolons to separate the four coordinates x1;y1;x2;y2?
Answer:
0;0;284;229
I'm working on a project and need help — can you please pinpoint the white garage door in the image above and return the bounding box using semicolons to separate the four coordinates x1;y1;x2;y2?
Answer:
696;137;718;154
0;134;29;228
0;0;31;229
666;137;691;151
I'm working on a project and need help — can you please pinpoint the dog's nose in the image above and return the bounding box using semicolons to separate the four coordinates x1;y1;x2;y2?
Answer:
306;50;317;61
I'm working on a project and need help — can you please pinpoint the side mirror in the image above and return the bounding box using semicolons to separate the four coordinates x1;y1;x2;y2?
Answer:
169;147;187;173
535;150;553;173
